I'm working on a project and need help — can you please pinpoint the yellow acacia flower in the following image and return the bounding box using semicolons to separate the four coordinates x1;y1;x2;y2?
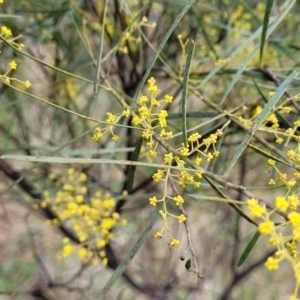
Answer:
265;257;279;270
1;26;12;36
9;60;17;69
275;196;288;212
289;212;300;227
106;112;118;123
178;214;186;223
170;239;180;247
258;221;274;234
61;244;74;258
121;109;130;117
179;144;189;156
25;80;31;88
165;95;173;103
154;232;163;239
139;95;148;103
164;152;173;164
152;170;164;182
142;130;151;139
174;195;184;206
112;135;119;142
188;132;201;142
149;196;158;206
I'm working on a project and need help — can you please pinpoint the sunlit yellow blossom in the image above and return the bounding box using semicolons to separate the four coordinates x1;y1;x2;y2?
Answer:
106;112;118;123
195;156;202;165
121;109;130;117
287;180;296;190
138;106;150;118
188;132;201;142
158;110;168;127
92;127;104;142
165;95;173;103
288;195;300;211
149;196;158;206
258;221;274;234
249;205;265;218
112;135;119;142
283;106;292;113
159;210;166;219
142;130;151;139
25;80;31;88
152;169;164;182
154;232;163;239
179;144;189;156
151;99;160;107
265;256;279;270
206;152;213;161
174;195;184;206
287;149;296;159
164;152;173;164
275;196;288;212
9;61;17;69
279;173;287;181
178;214;186;223
139;95;148;103
268;179;276;185
132;116;142;125
1;26;12;36
18;43;25;50
75;195;84;203
61;244;74;258
170;239;180;247
150;150;157;157
289;212;300;227
268;159;275;166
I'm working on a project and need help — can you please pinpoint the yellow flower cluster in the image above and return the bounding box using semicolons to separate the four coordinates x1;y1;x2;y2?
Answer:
92;109;130;142
43;168;126;266
247;193;300;299
118;16;156;54
0;26;31;89
267;159;296;190
134;77;174;158
237;94;300;147
92;77;224;248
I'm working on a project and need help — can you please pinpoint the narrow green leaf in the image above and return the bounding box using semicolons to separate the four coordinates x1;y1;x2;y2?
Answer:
259;0;274;65
126;138;143;192
198;16;218;59
182;39;196;146
93;0;108;95
253;79;293;130
224;70;298;176
99;212;159;299
168;111;218;119
220;69;300;86
203;175;257;226
220;44;259;104
248;143;290;166
133;0;194;103
0;155;205;173
0;14;20;20
237;231;261;267
219;0;295;103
